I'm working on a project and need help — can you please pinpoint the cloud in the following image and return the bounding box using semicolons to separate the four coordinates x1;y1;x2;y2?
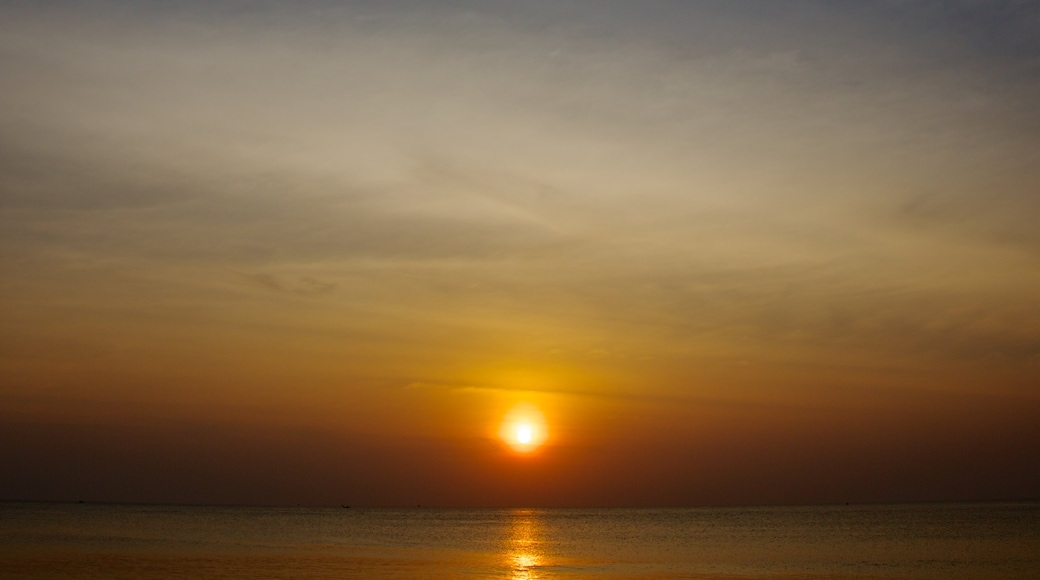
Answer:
1;0;1038;403
235;271;338;297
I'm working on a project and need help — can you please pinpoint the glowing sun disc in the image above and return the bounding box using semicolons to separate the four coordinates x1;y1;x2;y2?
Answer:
516;424;533;444
499;403;547;453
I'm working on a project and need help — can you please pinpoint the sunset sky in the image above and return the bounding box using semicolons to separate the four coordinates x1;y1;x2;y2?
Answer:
2;0;1039;507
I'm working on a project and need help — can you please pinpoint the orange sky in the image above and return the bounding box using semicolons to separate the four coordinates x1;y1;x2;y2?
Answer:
1;0;1039;506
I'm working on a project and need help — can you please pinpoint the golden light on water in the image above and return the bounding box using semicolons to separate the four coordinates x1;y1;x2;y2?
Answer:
507;510;543;580
499;403;547;453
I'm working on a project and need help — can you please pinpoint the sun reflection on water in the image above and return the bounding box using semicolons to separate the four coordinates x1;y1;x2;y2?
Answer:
507;510;543;580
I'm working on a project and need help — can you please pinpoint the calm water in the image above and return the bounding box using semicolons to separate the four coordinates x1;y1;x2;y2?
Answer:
1;502;1038;579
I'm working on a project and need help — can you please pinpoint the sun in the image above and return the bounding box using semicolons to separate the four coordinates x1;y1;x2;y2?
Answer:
516;424;533;444
499;403;547;453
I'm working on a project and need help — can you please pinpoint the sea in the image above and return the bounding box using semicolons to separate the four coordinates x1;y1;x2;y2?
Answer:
1;501;1038;579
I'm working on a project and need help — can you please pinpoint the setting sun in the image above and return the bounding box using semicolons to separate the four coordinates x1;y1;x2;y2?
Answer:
516;424;533;444
499;403;547;453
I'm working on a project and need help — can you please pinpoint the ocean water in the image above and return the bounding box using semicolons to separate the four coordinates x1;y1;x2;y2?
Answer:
1;501;1037;579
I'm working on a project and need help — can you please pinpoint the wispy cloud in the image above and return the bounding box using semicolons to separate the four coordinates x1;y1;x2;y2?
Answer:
1;1;1038;456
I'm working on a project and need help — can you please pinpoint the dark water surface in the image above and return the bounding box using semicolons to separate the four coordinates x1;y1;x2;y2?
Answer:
1;501;1038;579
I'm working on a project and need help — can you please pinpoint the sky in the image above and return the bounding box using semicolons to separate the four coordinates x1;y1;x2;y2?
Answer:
1;0;1039;507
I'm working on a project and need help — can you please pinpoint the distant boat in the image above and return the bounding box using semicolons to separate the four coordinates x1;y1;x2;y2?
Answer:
341;505;350;509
